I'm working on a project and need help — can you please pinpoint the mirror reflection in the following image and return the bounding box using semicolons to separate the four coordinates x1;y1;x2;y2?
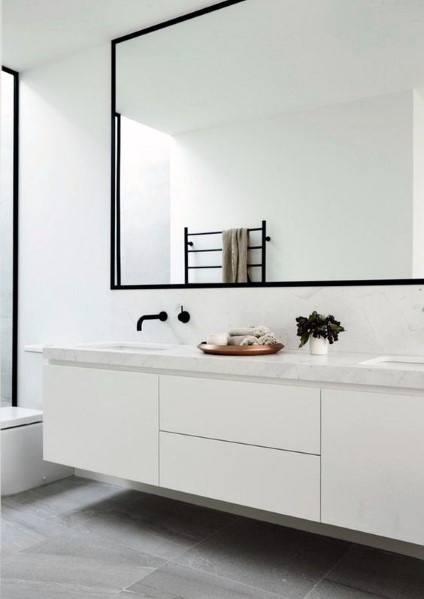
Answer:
114;0;424;286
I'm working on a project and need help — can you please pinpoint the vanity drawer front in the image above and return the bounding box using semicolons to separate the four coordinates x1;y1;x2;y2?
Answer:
160;376;320;454
160;432;320;521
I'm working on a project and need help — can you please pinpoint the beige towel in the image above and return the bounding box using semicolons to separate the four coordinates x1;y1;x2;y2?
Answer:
222;228;248;283
228;335;258;346
229;326;270;337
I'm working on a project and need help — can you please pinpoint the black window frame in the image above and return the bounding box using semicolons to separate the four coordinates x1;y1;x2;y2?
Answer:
2;66;19;407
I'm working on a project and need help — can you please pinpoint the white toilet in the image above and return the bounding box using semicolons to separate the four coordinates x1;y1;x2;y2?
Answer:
1;407;72;496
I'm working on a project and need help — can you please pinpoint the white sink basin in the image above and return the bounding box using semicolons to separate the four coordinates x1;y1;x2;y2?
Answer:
82;342;172;352
361;355;424;367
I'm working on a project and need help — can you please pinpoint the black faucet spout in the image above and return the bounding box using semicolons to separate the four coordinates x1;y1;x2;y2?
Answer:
136;311;168;331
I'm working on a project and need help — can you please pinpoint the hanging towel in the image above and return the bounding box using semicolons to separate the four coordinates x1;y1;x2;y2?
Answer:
222;228;248;283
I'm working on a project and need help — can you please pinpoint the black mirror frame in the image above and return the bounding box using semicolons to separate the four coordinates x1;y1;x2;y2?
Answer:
110;0;424;290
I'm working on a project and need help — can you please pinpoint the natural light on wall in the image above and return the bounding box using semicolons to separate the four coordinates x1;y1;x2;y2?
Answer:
120;116;171;285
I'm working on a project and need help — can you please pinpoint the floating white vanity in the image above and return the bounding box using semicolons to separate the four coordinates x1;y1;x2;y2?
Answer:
43;344;424;548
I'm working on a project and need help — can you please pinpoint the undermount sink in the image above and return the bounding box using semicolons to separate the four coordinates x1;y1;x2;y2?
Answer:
82;342;172;352
361;355;424;367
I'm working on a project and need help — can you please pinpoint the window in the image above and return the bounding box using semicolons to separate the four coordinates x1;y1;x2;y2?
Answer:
1;67;19;407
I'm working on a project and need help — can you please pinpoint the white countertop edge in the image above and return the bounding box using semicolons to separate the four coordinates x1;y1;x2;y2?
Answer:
43;344;424;392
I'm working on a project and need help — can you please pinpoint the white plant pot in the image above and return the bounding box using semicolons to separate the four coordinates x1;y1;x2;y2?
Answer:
309;336;329;355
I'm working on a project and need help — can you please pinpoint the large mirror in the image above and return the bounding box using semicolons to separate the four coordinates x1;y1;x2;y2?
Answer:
112;0;424;288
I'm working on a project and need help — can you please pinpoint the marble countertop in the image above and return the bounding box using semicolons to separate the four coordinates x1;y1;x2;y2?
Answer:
42;343;424;392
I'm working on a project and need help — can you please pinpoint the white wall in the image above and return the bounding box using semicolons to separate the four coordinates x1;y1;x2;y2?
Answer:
19;44;424;411
19;46;113;408
171;92;413;283
413;90;424;276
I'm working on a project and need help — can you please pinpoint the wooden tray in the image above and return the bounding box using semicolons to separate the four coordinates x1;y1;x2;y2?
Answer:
198;342;284;356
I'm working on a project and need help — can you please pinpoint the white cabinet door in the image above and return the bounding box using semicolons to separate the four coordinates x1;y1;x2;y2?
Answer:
44;365;159;485
160;376;320;454
322;389;424;545
160;432;320;521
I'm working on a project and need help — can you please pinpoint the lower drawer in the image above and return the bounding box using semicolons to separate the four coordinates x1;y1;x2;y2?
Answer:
160;432;320;521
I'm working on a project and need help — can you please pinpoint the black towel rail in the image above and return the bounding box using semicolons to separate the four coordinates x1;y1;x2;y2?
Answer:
184;220;270;284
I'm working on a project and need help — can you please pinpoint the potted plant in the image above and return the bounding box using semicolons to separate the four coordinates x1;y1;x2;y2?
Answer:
296;311;345;355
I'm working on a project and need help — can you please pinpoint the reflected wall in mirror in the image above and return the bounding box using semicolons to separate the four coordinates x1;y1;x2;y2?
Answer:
112;0;424;288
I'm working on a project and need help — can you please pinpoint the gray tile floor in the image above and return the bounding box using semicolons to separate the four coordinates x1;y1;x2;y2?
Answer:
1;477;424;598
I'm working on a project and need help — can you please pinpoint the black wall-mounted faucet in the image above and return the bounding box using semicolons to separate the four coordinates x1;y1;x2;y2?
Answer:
137;311;168;331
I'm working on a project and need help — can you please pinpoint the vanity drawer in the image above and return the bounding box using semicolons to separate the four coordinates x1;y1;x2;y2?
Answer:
160;432;320;521
160;376;320;454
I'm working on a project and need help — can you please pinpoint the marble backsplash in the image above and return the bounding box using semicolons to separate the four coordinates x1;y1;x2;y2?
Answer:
108;284;424;357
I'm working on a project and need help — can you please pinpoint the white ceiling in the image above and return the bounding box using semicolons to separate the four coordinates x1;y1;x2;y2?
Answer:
116;0;424;134
5;0;424;133
2;0;213;71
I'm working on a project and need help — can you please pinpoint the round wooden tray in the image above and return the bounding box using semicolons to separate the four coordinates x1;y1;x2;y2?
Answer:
198;342;284;356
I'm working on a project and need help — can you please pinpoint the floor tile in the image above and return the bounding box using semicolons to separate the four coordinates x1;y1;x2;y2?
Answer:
118;591;175;598
1;501;71;545
2;530;164;592
327;545;424;599
118;592;168;598
61;508;202;561
3;477;422;599
0;579;120;599
61;489;234;560
83;487;237;538
3;476;121;516
127;562;285;599
175;518;350;598
0;514;44;554
307;579;385;598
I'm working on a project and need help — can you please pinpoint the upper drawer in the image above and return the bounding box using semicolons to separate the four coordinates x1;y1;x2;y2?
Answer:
160;376;320;455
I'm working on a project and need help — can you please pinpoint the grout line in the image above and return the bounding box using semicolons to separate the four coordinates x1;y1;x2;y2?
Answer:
123;524;230;593
137;546;287;599
316;543;396;599
310;579;392;599
123;491;244;592
303;545;352;599
150;506;244;574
